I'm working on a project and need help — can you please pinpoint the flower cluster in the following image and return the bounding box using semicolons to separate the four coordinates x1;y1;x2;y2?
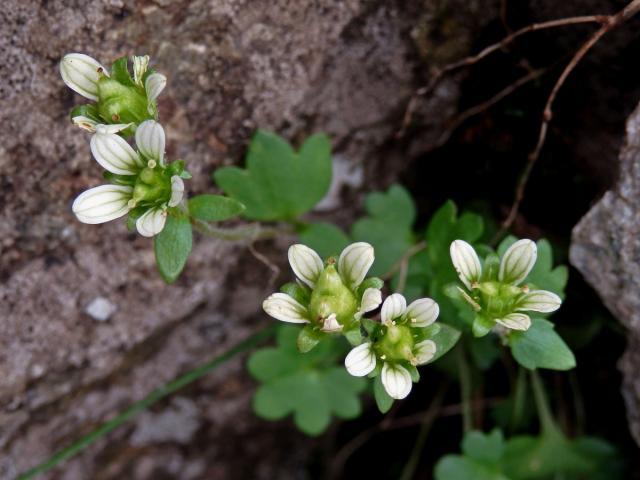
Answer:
450;239;562;336
61;53;188;237
60;53;166;135
263;242;442;400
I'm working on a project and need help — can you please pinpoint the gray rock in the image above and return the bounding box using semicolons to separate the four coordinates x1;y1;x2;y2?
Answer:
571;100;640;446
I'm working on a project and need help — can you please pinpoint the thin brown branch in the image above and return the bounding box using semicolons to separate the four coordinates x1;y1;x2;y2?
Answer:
494;0;640;241
419;67;546;155
397;14;606;137
381;240;427;281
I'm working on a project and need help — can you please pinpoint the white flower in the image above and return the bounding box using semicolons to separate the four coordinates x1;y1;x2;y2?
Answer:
60;53;109;101
450;240;482;290
413;339;437;365
344;342;376;377
262;293;309;324
381;363;413;400
495;313;531;331
72;184;133;224
135;207;168;238
135;119;166;166
499;239;537;285
516;290;562;313
284;242;382;320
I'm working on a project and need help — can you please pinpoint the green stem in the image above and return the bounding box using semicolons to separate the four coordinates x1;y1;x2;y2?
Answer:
18;325;277;480
530;370;558;434
191;218;287;241
398;384;447;480
509;366;526;432
457;346;473;434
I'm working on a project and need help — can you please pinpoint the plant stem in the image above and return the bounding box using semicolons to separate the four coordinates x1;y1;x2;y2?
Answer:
510;366;527;433
17;325;277;480
530;370;558;434
191;218;288;241
398;384;447;480
457;346;473;434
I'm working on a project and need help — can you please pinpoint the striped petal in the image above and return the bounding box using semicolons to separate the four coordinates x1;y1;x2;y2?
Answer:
355;288;382;319
381;293;407;325
499;239;537;285
262;293;309;324
381;363;412;400
288;244;323;288
60;53;108;101
91;130;143;175
414;339;437;365
72;184;132;224
405;297;439;327
495;313;531;331
450;240;482;290
321;314;343;333
135;207;167;237
337;242;374;289
344;343;376;377
168;175;185;207
516;290;562;313
145;72;167;103
135;119;165;164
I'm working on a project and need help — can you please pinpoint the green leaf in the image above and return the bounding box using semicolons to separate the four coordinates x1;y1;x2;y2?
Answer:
299;222;350;259
435;456;510;480
297;325;323;353
248;326;365;436
351;184;416;276
425;324;461;364
509;318;576;370
153;211;193;283
188;194;245;222
373;375;394;413
462;430;504;465
214;131;332;220
110;56;135;87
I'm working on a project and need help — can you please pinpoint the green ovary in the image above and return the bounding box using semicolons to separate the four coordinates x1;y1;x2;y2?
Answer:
375;324;415;362
132;167;171;206
308;265;358;328
97;77;152;126
477;281;522;319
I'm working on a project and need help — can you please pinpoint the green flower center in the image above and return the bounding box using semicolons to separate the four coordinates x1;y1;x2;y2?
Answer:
375;324;415;362
308;265;358;329
131;167;172;207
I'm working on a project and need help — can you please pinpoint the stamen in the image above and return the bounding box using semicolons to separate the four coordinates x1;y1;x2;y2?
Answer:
147;160;157;168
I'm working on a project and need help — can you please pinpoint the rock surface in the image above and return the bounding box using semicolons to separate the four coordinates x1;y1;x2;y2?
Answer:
571;100;640;446
0;0;496;478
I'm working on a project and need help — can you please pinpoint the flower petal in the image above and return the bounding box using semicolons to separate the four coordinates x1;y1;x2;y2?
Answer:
262;293;309;324
321;313;343;333
381;293;407;325
72;184;132;224
133;55;149;86
516;290;562;313
145;72;167;103
405;297;439;327
450;240;482;289
495;313;531;331
381;363;412;400
91;130;143;175
499;239;537;285
344;343;376;377
168;175;185;207
337;242;375;289
135;207;168;237
355;288;382;319
414;339;437;365
135;119;166;164
288;244;324;288
60;53;108;101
